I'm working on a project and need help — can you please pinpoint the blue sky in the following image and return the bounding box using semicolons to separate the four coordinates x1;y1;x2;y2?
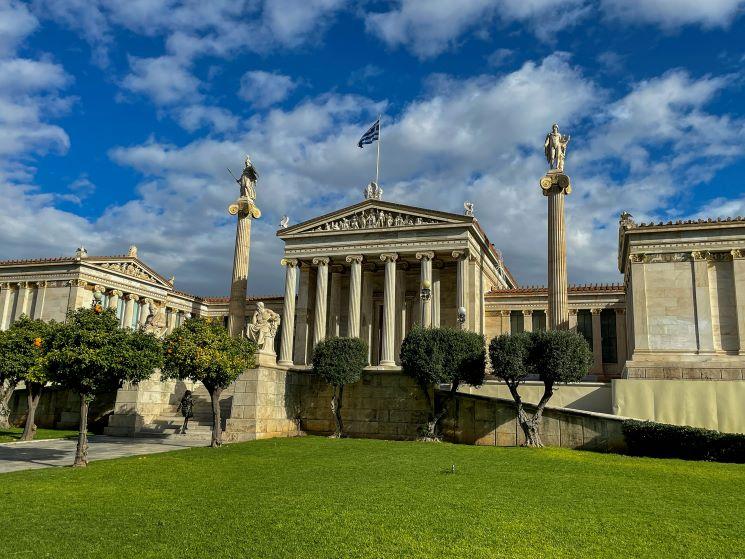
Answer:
1;0;744;296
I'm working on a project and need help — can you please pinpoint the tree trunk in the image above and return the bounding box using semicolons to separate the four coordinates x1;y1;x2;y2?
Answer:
417;381;454;441
208;386;223;448
330;385;344;438
0;381;17;430
20;382;42;441
506;381;554;448
73;395;91;467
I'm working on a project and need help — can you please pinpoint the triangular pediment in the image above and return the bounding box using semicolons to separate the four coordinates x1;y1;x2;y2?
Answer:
279;200;472;236
86;257;173;288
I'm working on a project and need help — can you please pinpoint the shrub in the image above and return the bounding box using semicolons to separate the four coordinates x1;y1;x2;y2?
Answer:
622;420;745;463
312;337;368;437
400;326;486;439
489;329;592;447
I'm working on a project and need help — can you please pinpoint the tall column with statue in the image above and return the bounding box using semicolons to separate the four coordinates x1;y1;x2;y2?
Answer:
540;123;572;330
227;156;261;338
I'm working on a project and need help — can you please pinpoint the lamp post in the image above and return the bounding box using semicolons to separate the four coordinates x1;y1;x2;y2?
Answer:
457;306;466;326
420;279;431;326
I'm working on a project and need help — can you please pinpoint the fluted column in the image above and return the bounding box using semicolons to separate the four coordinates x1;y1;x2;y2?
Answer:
500;309;511;335
18;282;32;318
522;310;533;332
453;250;468;329
547;188;569;329
312;257;330;347
278;258;299;366
591;308;603;374
360;265;375;364
166;308;176;333
139;298;153;326
0;283;13;330
34;281;48;320
108;289;122;312
294;264;313;365
432;265;441;327
123;294;138;329
568;308;578;331
380;253;398;367
416;252;434;327
346;255;363;339
731;249;745;354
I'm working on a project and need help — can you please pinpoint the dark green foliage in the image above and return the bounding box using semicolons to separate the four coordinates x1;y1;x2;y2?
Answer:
400;326;486;390
527;329;593;383
622;420;745;463
488;332;531;384
0;315;57;386
312;337;368;387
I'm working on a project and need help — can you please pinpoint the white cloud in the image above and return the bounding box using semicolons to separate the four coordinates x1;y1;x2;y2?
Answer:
177;104;238;133
0;0;38;56
602;0;745;29
238;70;297;108
121;55;201;105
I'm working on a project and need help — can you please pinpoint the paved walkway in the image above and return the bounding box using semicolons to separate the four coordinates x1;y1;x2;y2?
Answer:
0;435;208;474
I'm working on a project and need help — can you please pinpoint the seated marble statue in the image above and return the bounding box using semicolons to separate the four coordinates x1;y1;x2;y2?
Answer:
247;302;281;352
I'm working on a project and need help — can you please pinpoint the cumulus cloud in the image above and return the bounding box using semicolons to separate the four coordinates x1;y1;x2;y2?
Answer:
238;71;297;109
121;55;201;105
601;0;745;29
0;0;38;56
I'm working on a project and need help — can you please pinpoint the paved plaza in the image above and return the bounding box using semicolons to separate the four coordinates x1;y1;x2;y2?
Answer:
0;436;207;474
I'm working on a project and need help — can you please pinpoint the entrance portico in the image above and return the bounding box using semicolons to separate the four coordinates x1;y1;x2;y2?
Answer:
277;199;515;367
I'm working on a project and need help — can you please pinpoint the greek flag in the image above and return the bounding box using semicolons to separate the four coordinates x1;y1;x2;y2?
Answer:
357;118;380;148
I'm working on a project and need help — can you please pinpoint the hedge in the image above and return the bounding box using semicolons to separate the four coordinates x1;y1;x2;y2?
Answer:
622;419;745;463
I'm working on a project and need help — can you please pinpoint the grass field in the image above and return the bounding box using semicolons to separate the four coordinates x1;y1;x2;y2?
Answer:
0;427;80;443
2;436;743;558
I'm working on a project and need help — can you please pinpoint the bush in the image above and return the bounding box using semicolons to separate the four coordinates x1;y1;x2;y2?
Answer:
312;337;368;437
400;326;486;439
622;420;745;463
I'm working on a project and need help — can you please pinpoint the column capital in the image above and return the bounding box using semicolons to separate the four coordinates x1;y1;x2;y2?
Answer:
415;251;435;261
109;289;123;297
281;258;299;268
126;293;139;302
691;250;709;261
614;307;626;315
500;309;511;316
731;249;745;259
35;281;49;288
569;308;578;315
380;253;398;263
629;253;645;264
345;254;364;265
590;308;602;315
312;257;330;266
68;279;87;288
93;284;105;294
142;297;154;304
451;249;469;260
522;309;533;316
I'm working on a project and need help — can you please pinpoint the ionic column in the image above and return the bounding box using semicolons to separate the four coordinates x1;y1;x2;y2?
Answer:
615;308;628;369
380;253;398;367
176;310;185;328
294;264;313;365
361;264;375;364
123;294;138;329
278;258;299;366
692;251;714;353
591;308;603;374
432;264;441;327
394;263;408;361
452;250;468;329
18;282;32;317
34;281;48;320
500;309;511;335
312;257;330;347
416;252;434;327
328;265;343;337
93;285;105;309
522;310;533;332
166;308;176;333
346;255;363;339
568;309;578;331
0;283;13;330
108;289;122;312
139;298;153;326
731;249;745;354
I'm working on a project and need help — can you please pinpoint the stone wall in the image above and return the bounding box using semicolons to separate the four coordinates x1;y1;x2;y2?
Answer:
439;391;627;451
294;368;429;440
10;386;116;431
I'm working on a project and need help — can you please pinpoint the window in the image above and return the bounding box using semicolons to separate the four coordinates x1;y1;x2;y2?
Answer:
601;309;618;364
532;310;547;332
510;311;524;334
576;310;593;348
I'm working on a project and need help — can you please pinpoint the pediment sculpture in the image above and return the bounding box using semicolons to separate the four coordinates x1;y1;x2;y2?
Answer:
311;208;443;232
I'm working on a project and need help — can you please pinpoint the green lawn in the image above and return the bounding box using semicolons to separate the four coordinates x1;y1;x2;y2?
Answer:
2;437;743;559
0;427;80;443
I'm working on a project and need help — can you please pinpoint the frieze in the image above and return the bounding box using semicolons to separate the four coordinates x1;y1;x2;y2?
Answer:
629;251;737;264
311;208;444;232
98;261;159;283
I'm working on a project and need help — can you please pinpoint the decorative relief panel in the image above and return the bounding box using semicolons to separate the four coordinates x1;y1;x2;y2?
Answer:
311;208;444;232
99;261;159;282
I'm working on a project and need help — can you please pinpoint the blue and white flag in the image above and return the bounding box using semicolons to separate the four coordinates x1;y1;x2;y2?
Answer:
357;118;380;148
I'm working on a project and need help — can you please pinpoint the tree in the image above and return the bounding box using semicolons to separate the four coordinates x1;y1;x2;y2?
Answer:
45;307;163;466
400;326;486;440
312;337;368;437
162;317;255;447
0;316;57;439
489;329;592;447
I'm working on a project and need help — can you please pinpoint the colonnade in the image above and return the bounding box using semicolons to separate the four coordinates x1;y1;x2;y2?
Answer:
278;250;472;367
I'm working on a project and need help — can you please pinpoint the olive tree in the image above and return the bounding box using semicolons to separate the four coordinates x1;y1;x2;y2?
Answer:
162;317;255;447
400;326;486;440
312;337;368;438
489;329;592;447
0;316;57;439
45;307;163;466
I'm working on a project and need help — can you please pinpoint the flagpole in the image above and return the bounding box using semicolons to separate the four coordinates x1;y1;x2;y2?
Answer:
375;114;381;186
